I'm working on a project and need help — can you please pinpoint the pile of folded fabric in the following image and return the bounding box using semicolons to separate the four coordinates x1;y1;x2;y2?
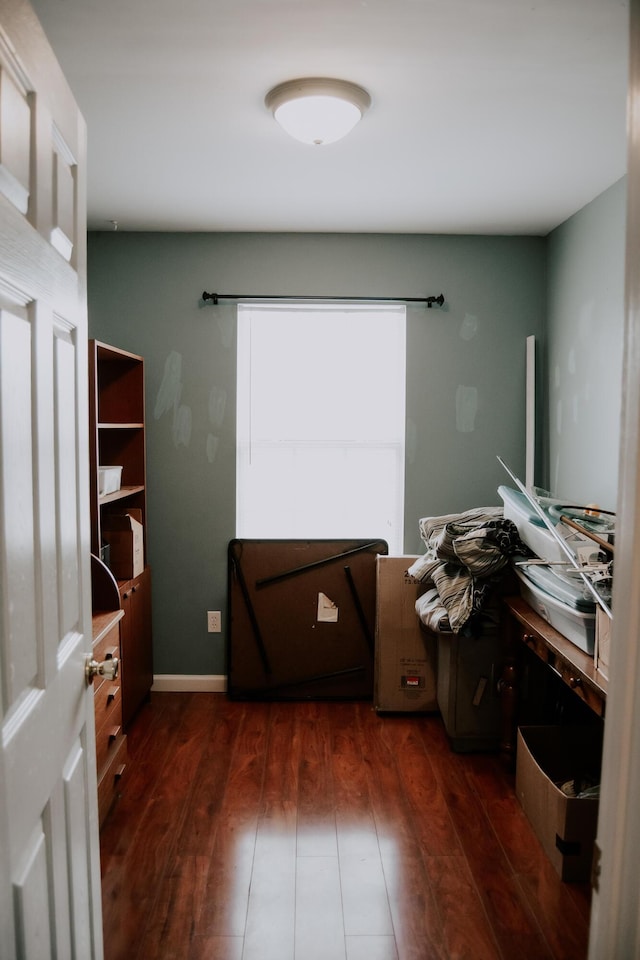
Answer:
409;506;528;634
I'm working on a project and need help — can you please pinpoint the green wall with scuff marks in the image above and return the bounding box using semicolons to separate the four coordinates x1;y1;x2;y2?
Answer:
87;231;547;676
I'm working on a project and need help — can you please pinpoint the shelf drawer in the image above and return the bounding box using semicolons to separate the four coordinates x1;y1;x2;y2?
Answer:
95;695;124;775
97;733;127;826
522;631;550;663
93;622;120;665
94;678;122;729
553;656;606;717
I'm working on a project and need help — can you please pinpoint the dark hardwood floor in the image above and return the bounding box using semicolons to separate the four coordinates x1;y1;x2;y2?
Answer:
99;693;591;960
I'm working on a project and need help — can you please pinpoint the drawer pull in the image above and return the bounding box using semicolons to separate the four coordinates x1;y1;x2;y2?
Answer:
104;646;118;660
569;676;582;689
108;726;121;744
114;764;126;781
523;633;536;645
107;686;120;704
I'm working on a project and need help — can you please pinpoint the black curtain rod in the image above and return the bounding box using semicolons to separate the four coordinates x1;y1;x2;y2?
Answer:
201;291;445;308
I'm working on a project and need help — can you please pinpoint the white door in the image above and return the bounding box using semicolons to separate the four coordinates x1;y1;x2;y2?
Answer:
0;2;102;958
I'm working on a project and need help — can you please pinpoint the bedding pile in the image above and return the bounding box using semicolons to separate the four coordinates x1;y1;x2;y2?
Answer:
408;506;526;634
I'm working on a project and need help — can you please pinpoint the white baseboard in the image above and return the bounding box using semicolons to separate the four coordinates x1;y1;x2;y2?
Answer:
151;674;227;693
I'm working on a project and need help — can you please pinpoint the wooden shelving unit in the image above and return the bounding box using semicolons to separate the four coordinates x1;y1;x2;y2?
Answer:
89;339;153;739
89;340;147;557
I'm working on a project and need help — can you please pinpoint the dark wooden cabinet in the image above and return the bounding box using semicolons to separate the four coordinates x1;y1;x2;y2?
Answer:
89;339;153;736
500;595;607;768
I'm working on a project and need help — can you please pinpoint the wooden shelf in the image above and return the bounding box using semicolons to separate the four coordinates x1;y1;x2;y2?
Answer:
98;422;145;430
92;607;124;644
89;340;147;556
89;341;154;826
99;485;145;506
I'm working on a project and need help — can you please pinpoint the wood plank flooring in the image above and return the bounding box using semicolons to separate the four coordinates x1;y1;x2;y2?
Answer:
99;693;591;960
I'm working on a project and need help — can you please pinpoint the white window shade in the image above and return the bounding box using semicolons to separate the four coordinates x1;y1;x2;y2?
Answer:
236;303;406;554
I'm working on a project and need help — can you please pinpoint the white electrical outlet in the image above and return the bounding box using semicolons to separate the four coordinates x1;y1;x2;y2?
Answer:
207;610;221;633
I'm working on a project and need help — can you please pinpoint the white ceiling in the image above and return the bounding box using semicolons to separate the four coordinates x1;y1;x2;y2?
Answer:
31;0;629;235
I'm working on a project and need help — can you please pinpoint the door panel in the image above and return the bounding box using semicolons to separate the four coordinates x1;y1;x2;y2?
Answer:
54;324;81;635
0;62;31;215
13;824;51;958
64;739;94;959
51;129;76;261
0;307;37;706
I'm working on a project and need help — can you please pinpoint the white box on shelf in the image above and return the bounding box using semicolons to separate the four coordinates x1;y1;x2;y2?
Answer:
499;485;598;565
98;465;123;497
514;568;595;655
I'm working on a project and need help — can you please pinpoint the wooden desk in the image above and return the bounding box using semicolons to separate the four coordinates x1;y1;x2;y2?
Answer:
500;595;607;767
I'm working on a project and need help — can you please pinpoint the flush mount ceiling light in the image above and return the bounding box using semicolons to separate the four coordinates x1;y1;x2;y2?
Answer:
265;78;371;146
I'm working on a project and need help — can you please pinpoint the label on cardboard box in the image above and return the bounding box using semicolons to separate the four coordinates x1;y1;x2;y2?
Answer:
103;509;144;580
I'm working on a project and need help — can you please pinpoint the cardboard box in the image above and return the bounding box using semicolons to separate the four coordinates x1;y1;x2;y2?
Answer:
516;725;602;882
595;606;612;680
374;555;437;712
103;509;144;580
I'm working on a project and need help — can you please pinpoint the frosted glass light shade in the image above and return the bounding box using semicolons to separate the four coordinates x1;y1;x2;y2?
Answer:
265;78;371;146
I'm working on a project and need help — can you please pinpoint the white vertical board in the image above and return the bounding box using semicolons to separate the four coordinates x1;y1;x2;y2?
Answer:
525;335;535;491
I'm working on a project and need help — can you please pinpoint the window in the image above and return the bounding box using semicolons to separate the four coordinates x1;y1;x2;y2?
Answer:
236;302;406;554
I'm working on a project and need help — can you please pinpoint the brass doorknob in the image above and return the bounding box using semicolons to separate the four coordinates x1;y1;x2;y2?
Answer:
85;656;119;685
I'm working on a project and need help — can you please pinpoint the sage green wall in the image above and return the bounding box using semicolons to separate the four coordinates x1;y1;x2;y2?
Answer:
87;232;546;676
546;178;626;510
